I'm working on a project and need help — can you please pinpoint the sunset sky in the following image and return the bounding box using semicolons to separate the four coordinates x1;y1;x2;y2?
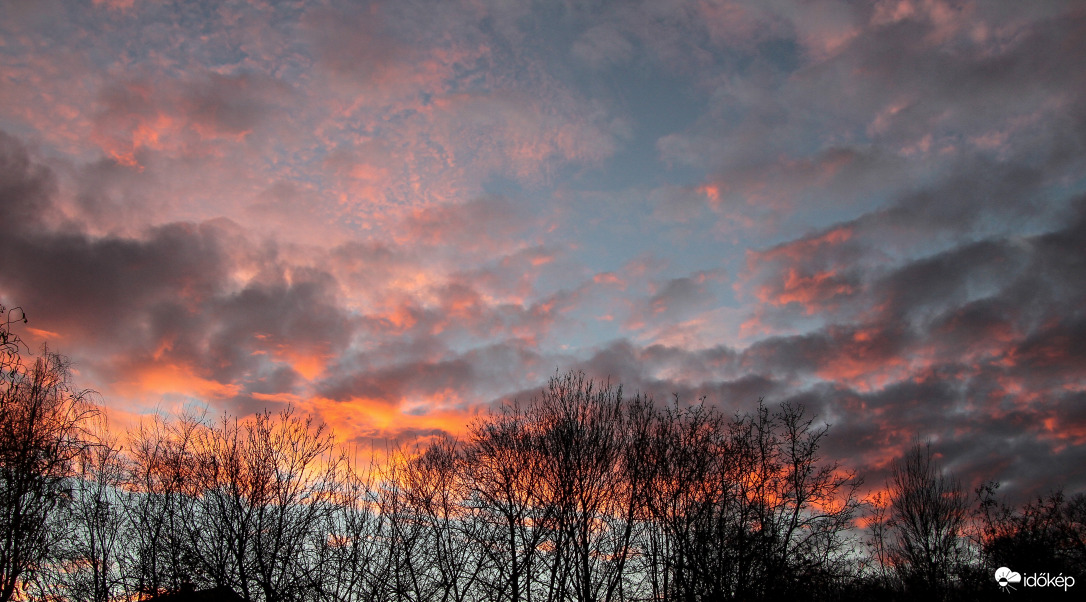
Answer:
1;0;1084;501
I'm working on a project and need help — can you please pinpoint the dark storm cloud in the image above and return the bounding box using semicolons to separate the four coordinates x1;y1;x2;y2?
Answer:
850;7;1086;119
71;156;168;236
760;195;1085;379
399;196;534;258
743;155;1071;333
824;7;1086;153
180;72;289;136
779;372;1086;503
873;239;1026;324
199;268;354;380
669;5;1086;247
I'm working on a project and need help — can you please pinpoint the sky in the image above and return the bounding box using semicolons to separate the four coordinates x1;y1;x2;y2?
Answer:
1;0;1084;503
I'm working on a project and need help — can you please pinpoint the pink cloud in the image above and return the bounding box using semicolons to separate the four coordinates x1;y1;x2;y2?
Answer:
92;72;290;168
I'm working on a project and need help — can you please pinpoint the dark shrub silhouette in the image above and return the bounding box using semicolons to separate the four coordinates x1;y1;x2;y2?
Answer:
976;483;1086;600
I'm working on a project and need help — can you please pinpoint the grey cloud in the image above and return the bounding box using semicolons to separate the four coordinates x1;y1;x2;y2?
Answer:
96;70;289;139
647;273;718;318
317;356;475;405
0;218;232;345
303;6;401;81
0;131;57;231
0;131;357;401
181;72;290;135
400;195;532;257
561;195;1086;502
571;23;635;70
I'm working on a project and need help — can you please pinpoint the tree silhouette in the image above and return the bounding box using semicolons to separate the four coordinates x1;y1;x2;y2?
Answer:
401;437;488;602
977;483;1086;592
40;422;128;602
0;305;28;383
645;399;862;601
123;410;208;597
12;344;1077;602
885;442;968;599
462;397;550;602
529;372;652;602
0;348;98;602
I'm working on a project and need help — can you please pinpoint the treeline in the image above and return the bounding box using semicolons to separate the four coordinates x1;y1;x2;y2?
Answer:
2;307;1084;602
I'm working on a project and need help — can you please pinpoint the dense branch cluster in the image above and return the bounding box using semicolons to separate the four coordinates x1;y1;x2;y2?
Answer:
19;374;856;602
2;309;1083;602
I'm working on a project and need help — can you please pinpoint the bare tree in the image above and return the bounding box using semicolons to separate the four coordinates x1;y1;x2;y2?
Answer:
367;444;435;602
46;422;129;602
740;402;862;599
530;372;654;602
644;399;861;601
0;349;98;602
451;375;863;602
0;306;28;383
864;490;894;589
306;462;384;602
462;399;551;602
122;410;208;597
182;408;349;602
119;407;351;602
886;442;968;598
642;400;735;601
402;437;488;602
0;345;941;602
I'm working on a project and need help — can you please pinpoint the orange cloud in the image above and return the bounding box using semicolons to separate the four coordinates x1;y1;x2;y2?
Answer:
761;267;857;313
309;392;481;448
751;226;854;266
274;347;332;381
736;225;861;326
25;326;63;341
816;352;908;393
698;183;722;207
91;73;286;169
116;362;242;401
593;272;625;288
93;0;137;10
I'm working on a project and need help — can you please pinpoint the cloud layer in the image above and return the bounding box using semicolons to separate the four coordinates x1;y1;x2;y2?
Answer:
1;0;1084;503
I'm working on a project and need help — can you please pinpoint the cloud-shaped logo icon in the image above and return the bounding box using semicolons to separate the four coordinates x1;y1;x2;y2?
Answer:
995;567;1022;589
